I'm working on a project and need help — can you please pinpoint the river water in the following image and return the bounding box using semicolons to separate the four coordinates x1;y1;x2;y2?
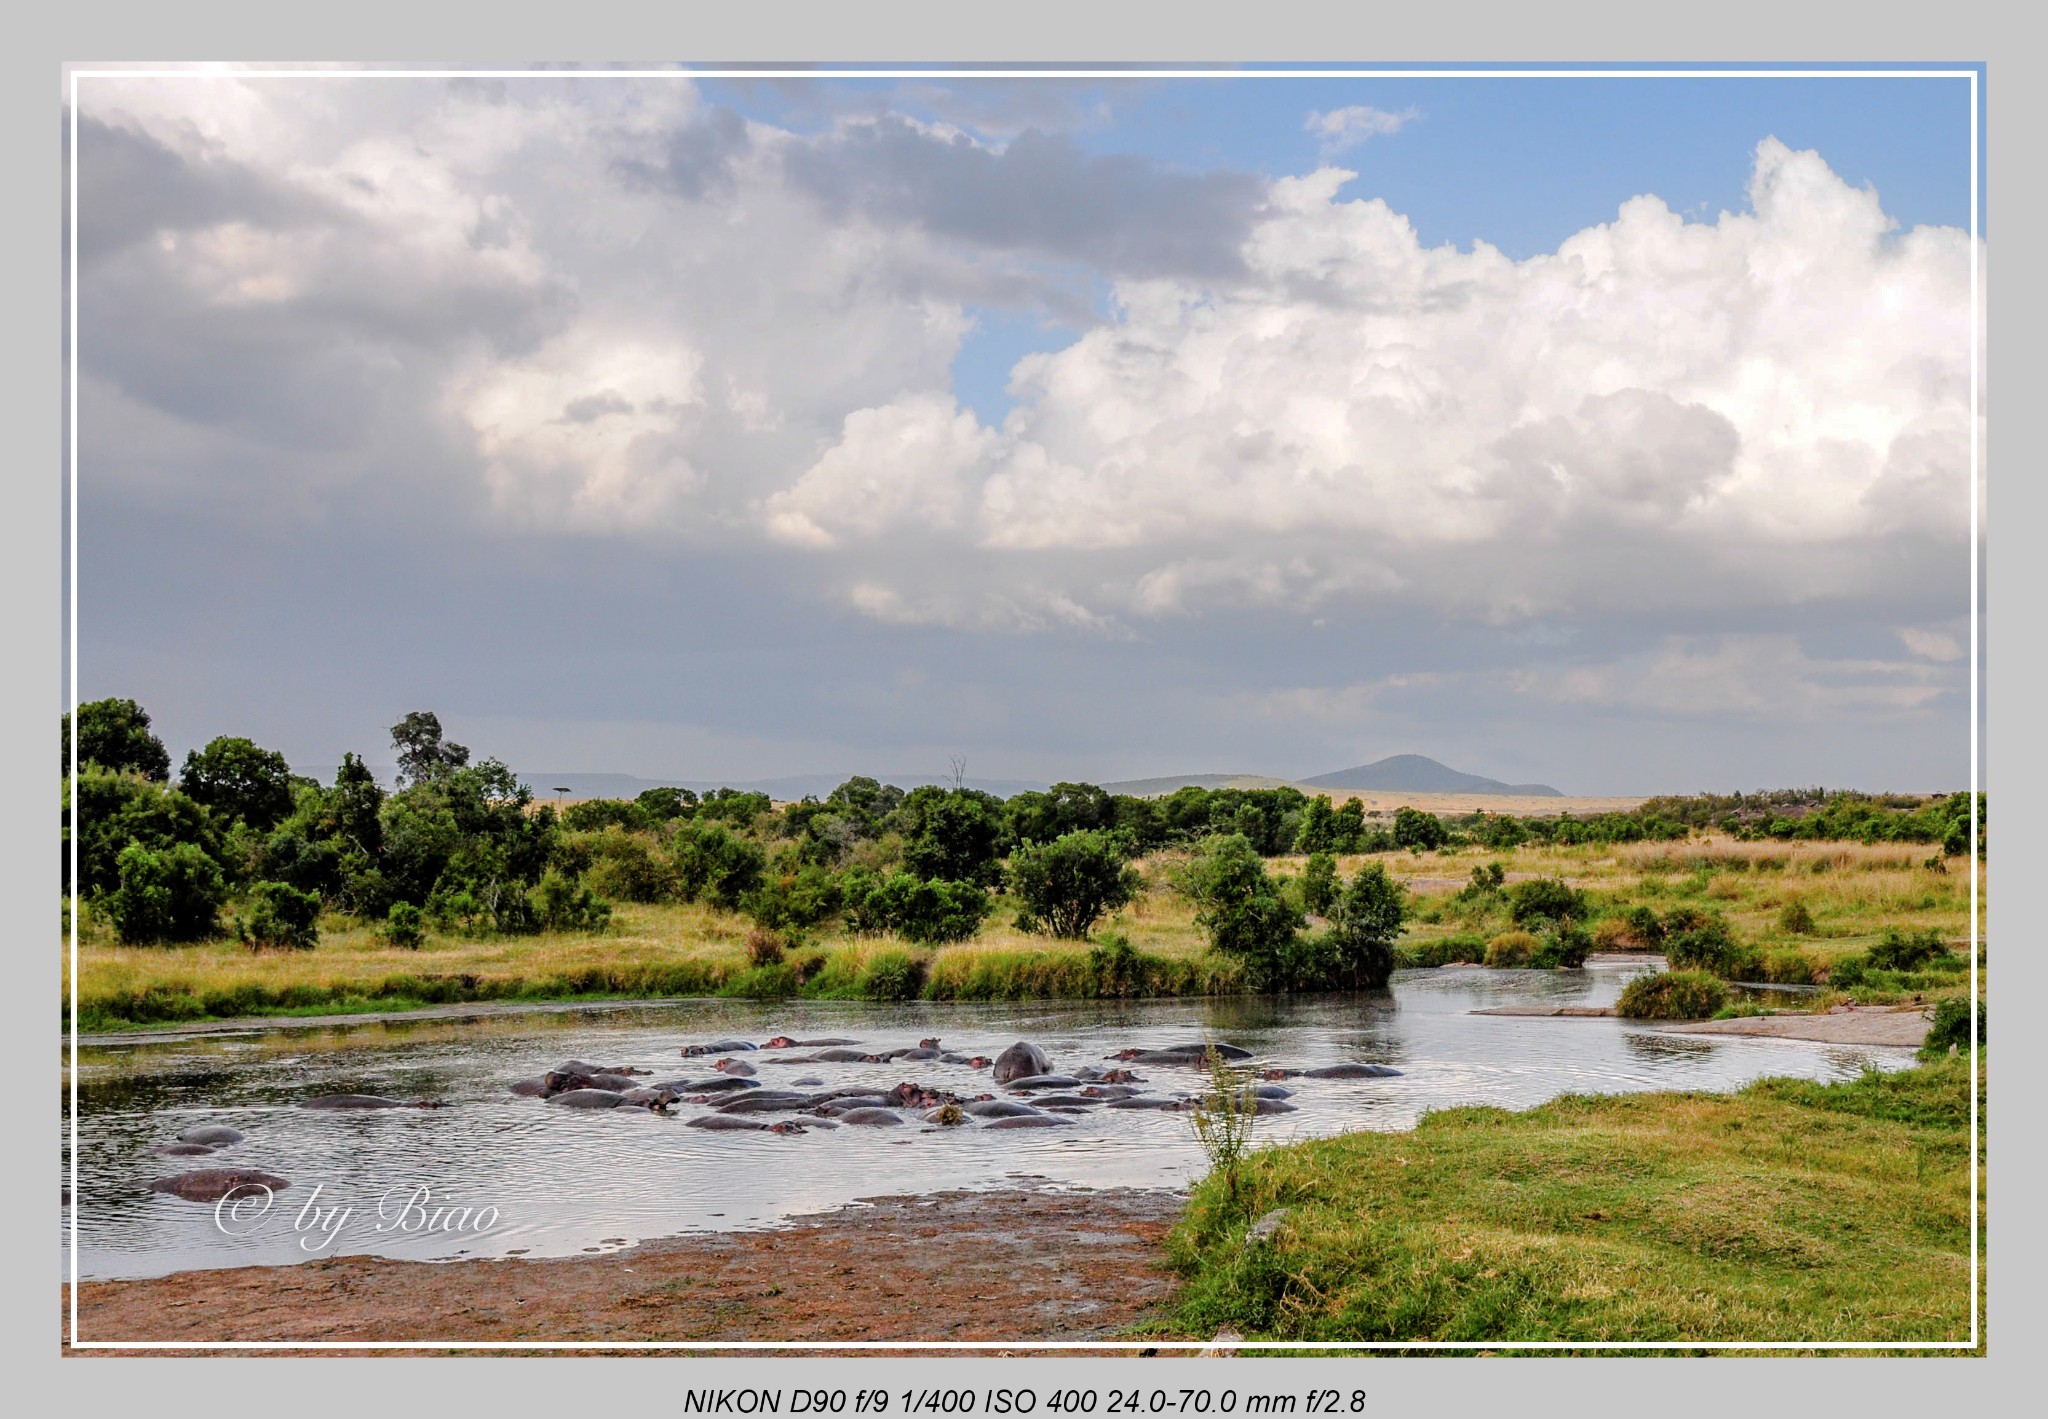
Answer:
63;958;1914;1281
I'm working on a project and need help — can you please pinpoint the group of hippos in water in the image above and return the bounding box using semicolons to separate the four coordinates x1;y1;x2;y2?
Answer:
146;1034;1401;1201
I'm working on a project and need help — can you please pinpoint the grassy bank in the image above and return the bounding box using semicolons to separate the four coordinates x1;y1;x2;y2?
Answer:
1162;1054;1982;1350
67;839;1984;1030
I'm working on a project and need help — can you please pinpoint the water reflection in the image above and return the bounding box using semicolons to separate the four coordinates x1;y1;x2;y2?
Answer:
63;959;1915;1280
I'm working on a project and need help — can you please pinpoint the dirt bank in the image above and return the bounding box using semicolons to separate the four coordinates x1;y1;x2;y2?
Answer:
65;1186;1188;1354
1659;1005;1931;1047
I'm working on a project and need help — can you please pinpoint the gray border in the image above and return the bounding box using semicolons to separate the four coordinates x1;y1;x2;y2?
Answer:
10;0;2041;1403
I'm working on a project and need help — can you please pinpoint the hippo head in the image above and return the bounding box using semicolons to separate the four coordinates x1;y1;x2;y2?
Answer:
1113;1048;1144;1061
711;1059;739;1074
918;1037;942;1049
1101;1069;1140;1084
965;1056;992;1069
762;1036;797;1049
767;1121;807;1135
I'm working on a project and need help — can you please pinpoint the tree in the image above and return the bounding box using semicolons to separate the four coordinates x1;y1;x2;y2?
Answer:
899;787;1010;886
1508;876;1588;927
1294;796;1340;855
70;767;221;897
845;872;990;944
103;841;227;943
1008;829;1143;939
241;880;321;950
1006;782;1115;846
1392;805;1449;850
389;711;470;788
180;736;298;832
1301;852;1339;916
1327;862;1406;989
671;820;767;910
66;698;171;780
1181;834;1303;988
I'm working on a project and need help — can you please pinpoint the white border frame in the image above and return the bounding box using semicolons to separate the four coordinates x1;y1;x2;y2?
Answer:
63;60;1984;1354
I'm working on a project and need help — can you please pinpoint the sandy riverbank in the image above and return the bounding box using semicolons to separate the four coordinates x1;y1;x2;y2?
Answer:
65;1186;1187;1354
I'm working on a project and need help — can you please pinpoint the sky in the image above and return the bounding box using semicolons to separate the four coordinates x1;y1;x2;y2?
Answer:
67;66;1983;795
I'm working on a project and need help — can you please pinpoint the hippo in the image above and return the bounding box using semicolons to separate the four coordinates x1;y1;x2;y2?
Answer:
618;1087;681;1108
671;1076;756;1094
1107;1096;1192;1111
991;1042;1053;1084
178;1125;246;1146
836;1107;905;1126
299;1095;438;1111
1080;1085;1146;1100
887;1082;965;1110
509;1078;550;1097
681;1040;759;1057
544;1069;637;1095
1113;1042;1251;1064
152;1142;218;1157
1073;1065;1143;1083
1020;1094;1099;1108
1302;1063;1403;1079
711;1058;757;1077
1041;1105;1091;1114
762;1036;859;1049
557;1059;647;1076
804;1048;875;1063
545;1089;636;1109
714;1091;820;1114
962;1099;1045;1119
687;1114;806;1133
150;1168;290;1202
893;1048;944;1061
814;1096;895;1115
1005;1074;1082;1092
790;1076;825;1087
982;1114;1073;1128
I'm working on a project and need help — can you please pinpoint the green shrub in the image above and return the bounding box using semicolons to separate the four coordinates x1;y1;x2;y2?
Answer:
1868;927;1950;971
1665;916;1741;974
1087;932;1153;998
579;826;677;903
848;872;990;944
1180;835;1304;991
1531;922;1592;969
1392;806;1449;850
1777;899;1817;935
1326;862;1406;989
385;900;425;949
1301;852;1339;916
1827;953;1868;989
240;880;320;950
1008;829;1143;939
670;821;766;910
1401;934;1487;968
1761;947;1821;985
1616;969;1728;1020
1508;877;1587;927
742;864;845;931
1485;930;1539;967
858;949;925;1000
1919;997;1985;1058
104;842;228;944
528;868;613;933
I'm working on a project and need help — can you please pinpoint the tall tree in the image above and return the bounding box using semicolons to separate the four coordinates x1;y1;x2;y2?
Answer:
390;711;470;788
64;698;171;781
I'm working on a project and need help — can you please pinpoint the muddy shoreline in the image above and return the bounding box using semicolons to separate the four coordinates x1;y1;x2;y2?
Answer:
65;1186;1190;1355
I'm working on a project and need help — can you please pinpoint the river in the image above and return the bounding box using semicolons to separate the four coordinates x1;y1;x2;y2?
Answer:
62;957;1914;1281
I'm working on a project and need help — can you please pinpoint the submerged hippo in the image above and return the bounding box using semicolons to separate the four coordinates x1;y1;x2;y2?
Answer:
761;1036;860;1049
982;1113;1073;1128
509;1078;550;1098
681;1039;759;1057
152;1142;218;1157
150;1168;290;1203
1201;1095;1299;1115
991;1042;1053;1084
545;1089;636;1109
671;1076;756;1094
835;1107;905;1126
1080;1085;1146;1100
714;1091;820;1114
1292;1063;1403;1079
298;1095;439;1111
1019;1093;1099;1108
711;1058;757;1077
799;1048;874;1064
962;1099;1044;1119
790;1076;825;1087
177;1125;246;1146
813;1096;894;1115
1107;1096;1192;1111
1005;1074;1082;1092
686;1114;806;1133
543;1069;637;1095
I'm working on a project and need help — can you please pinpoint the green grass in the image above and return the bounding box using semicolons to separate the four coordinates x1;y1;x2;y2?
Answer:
1159;1055;1982;1351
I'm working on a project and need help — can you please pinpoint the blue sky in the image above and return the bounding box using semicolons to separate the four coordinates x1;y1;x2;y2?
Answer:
72;68;1982;793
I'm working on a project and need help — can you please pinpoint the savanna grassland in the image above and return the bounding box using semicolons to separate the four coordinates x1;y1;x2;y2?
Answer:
69;835;1984;1033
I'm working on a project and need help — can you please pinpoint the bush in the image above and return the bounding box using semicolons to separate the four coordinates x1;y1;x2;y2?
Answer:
104;842;228;943
1401;934;1487;968
1919;996;1985;1058
1392;806;1449;850
857;949;925;1001
1008;829;1143;939
1485;930;1539;967
1301;852;1339;917
848;872;991;944
241;880;320;950
1532;922;1592;969
528;868;613;933
1326;862;1406;988
745;925;787;968
1180;835;1304;990
1616;969;1728;1020
1761;947;1821;985
671;821;767;910
1777;899;1817;935
578;827;676;903
742;864;846;931
385;900;425;949
1664;916;1740;973
1868;927;1950;971
1508;877;1587;927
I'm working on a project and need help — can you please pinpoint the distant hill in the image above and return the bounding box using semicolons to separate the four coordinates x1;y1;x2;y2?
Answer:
294;767;1049;801
1098;773;1300;797
1301;754;1561;797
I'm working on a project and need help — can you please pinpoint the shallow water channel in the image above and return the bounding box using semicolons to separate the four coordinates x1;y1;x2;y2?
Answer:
64;959;1915;1281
